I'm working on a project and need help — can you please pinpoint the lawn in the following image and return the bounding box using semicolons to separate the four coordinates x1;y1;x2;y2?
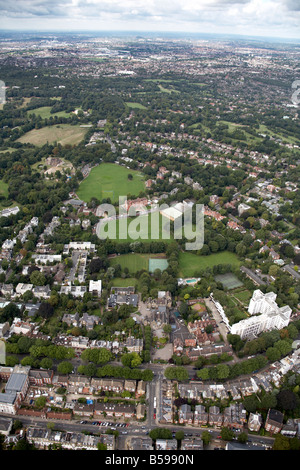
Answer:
0;180;9;198
217;120;261;144
77;163;145;203
125;102;147;110
232;288;252;304
110;277;138;287
258;124;300;145
157;84;180;94
97;211;174;243
0;148;18;154
26;106;72;119
110;253;168;274
178;251;241;277
17;124;89;147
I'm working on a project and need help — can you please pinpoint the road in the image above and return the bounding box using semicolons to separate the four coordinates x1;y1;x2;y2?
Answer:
65;251;80;282
1;358;275;450
9;409;274;451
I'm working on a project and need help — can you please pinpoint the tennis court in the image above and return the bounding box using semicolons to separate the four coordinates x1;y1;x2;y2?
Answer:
148;258;169;273
215;272;243;290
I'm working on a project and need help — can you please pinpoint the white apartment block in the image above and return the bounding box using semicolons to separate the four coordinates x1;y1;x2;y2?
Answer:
63;242;95;254
60;285;87;297
89;280;102;296
32;254;62;264
0;206;19;218
231;290;292;340
15;283;33;296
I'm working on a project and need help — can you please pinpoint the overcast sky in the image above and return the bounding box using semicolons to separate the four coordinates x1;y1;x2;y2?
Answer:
0;0;300;39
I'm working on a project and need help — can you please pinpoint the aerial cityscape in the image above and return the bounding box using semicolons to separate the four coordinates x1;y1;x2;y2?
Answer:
0;0;300;457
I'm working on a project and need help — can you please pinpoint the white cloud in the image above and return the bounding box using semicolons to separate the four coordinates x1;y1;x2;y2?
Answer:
0;0;299;38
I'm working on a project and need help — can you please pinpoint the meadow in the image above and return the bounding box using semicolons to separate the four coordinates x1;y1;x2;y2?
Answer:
97;211;175;243
109;253;168;274
77;163;145;203
125;102;147;110
26;106;72;119
17;124;89;147
178;251;241;277
0;180;9;198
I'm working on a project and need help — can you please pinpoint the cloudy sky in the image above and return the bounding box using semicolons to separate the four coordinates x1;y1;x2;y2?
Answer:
0;0;300;39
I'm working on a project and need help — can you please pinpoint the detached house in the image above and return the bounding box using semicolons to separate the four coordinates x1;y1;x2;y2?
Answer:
248;413;263;433
265;409;284;434
33;285;51;299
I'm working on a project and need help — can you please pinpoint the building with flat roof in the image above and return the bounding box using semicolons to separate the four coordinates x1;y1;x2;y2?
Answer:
230;290;292;340
60;285;87;297
89;280;102;297
0;365;30;415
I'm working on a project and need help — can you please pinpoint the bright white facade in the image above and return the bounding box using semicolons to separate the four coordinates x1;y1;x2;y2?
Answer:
63;242;95;254
89;280;102;297
231;289;292;339
60;285;87;297
33;254;62;264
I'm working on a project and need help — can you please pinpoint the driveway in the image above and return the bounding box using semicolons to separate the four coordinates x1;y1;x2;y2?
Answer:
204;298;230;344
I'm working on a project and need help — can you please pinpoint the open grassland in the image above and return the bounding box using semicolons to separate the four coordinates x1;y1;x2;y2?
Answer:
109;253;167;273
178;251;241;277
0;180;9;198
125;102;147;110
77;163;145;203
26;106;72;119
98;211;175;243
258;124;300;145
0;148;17;154
110;277;138;288
17;124;89;147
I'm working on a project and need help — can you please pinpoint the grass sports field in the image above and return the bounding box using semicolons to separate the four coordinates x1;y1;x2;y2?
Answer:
125;102;147;110
26;106;72;119
109;253;168;273
17;124;89;147
97;211;174;243
77;163;145;203
178;251;241;277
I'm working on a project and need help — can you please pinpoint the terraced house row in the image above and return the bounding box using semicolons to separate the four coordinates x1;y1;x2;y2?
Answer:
0;365;147;416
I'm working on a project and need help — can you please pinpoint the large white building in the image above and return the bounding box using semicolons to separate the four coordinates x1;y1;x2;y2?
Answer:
231;289;292;340
89;280;102;297
32;254;62;264
63;242;95;254
60;285;87;297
